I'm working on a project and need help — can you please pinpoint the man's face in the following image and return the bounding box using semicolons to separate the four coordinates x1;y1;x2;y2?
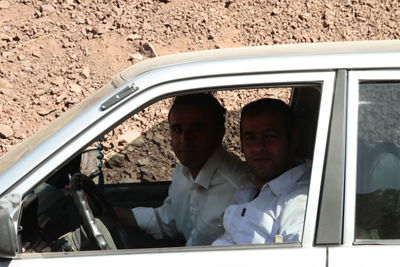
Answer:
169;104;223;175
241;110;295;183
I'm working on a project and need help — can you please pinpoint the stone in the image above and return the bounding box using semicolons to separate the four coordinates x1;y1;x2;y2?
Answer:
0;0;10;9
40;4;56;14
129;52;144;62
0;88;12;95
118;129;142;144
152;133;164;145
107;153;125;167
139;41;158;58
224;1;233;8
131;135;145;147
0;34;11;41
69;83;84;94
51;76;65;86
34;89;46;96
138;157;150;166
139;169;155;182
76;16;86;24
21;60;32;67
93;24;107;35
56;92;67;104
37;108;56;116
81;67;90;78
0;78;12;89
80;150;98;176
32;51;41;58
12;121;21;131
0;124;13;138
127;34;141;41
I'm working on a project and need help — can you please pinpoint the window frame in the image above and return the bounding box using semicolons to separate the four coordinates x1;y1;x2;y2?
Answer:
13;71;335;259
345;70;400;245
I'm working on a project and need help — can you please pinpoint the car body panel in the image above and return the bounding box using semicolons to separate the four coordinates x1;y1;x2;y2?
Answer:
4;246;326;267
1;40;400;265
329;245;400;267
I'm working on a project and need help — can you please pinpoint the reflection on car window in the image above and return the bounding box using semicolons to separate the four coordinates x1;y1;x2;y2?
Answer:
356;82;400;240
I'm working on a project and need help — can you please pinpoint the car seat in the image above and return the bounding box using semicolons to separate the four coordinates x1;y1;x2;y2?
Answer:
356;141;400;239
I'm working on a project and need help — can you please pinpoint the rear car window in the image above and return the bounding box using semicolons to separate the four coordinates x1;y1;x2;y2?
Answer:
356;82;400;240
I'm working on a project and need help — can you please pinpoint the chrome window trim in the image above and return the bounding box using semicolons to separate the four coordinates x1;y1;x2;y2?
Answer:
344;70;400;246
354;239;400;245
13;243;327;266
17;242;302;259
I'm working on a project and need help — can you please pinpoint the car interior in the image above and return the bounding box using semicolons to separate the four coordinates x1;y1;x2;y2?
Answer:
18;85;322;253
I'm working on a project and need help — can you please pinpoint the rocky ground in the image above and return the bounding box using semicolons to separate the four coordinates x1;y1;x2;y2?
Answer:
0;0;399;182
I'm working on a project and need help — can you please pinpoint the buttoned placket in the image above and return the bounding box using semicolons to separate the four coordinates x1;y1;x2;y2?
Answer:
189;183;199;216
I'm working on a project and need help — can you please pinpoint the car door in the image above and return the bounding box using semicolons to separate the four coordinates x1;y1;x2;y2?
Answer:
330;70;400;266
1;69;334;267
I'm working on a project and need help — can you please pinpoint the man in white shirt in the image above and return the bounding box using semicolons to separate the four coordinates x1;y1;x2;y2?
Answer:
116;93;251;246
213;98;311;245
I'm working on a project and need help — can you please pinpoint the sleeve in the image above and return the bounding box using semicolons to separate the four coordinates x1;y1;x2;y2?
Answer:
212;204;237;246
132;206;163;240
153;195;180;239
132;171;180;240
212;232;235;245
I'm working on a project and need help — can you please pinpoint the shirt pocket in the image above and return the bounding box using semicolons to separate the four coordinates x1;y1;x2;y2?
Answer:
233;205;278;244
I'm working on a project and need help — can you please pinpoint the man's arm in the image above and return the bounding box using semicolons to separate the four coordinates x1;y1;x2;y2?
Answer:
212;232;235;245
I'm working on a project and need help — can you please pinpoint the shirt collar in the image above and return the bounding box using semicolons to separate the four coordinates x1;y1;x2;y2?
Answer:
263;160;311;196
191;146;225;189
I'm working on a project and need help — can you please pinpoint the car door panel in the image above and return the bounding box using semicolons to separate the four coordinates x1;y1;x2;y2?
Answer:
104;181;170;208
334;71;400;265
6;246;326;267
3;70;335;264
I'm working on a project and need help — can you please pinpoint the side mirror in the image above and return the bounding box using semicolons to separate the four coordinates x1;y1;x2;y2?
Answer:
0;207;18;258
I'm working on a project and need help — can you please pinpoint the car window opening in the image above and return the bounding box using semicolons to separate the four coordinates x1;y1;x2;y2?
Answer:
18;85;323;253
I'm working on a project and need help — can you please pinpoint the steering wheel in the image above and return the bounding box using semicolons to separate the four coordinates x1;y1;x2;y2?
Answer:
69;173;131;250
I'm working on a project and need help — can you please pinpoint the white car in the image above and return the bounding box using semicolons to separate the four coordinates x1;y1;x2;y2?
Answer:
1;40;400;266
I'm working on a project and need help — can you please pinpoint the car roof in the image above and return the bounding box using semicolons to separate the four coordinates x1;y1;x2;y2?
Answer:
1;40;400;179
111;39;400;87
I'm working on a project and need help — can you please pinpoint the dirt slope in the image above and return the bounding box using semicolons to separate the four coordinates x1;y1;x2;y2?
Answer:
0;0;399;157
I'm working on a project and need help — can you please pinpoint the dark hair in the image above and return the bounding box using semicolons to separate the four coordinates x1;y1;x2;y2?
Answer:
240;98;295;139
168;92;226;128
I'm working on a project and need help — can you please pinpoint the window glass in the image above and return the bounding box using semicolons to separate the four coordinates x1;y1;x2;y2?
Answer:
19;83;326;253
102;88;291;184
356;82;400;239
